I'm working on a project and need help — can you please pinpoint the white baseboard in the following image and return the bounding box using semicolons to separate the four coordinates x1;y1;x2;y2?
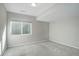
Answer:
50;40;79;50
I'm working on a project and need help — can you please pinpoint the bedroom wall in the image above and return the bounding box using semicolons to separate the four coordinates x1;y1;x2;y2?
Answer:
37;3;79;49
0;4;7;55
49;19;79;49
7;12;49;47
49;4;79;49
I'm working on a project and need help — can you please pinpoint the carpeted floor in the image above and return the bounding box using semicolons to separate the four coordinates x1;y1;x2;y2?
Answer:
3;41;79;56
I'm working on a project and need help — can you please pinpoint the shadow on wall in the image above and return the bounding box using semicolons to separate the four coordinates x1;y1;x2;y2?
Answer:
1;26;7;55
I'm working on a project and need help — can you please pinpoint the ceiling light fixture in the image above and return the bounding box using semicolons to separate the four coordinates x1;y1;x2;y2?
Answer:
32;3;36;7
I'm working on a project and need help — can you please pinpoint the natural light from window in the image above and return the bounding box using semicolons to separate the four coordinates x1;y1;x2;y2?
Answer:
10;21;32;35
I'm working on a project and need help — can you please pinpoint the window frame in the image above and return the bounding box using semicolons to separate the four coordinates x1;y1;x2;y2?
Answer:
10;20;32;35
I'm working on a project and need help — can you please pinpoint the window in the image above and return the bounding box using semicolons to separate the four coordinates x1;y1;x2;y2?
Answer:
11;22;21;34
23;23;30;34
10;21;32;35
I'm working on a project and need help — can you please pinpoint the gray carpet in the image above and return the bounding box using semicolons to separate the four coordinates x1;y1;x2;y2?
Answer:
3;41;79;56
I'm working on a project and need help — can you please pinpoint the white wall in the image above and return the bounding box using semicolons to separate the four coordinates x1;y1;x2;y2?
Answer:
0;4;7;55
7;12;49;47
49;4;79;49
37;3;79;49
